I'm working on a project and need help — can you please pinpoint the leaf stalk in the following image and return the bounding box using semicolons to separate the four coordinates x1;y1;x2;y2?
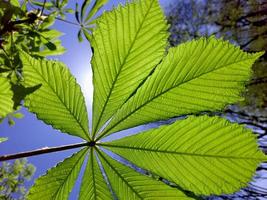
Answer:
0;141;89;161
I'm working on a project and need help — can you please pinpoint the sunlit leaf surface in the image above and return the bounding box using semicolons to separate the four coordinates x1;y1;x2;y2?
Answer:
91;0;168;136
20;51;90;141
23;0;266;199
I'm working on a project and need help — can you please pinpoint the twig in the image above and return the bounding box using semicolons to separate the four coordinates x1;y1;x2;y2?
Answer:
55;17;81;27
0;142;90;161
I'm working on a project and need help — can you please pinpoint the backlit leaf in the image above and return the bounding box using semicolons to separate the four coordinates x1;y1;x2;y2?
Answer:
28;148;88;200
14;0;266;199
103;116;266;195
20;51;90;141
79;149;112;200
100;37;264;138
98;150;192;199
92;0;168;136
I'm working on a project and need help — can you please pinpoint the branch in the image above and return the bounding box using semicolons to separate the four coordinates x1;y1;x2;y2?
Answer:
240;30;267;48
248;76;267;86
237;8;267;22
224;108;267;121
0;142;90;161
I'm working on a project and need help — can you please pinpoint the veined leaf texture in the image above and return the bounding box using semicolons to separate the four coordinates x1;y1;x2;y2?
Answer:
20;51;90;141
91;0;168;136
99;37;264;138
103;116;266;195
16;0;266;199
27;148;88;200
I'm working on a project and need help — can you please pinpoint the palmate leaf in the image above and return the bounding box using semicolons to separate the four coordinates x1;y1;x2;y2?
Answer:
102;116;266;195
75;0;108;42
91;0;169;136
0;77;13;118
30;147;192;200
24;0;266;199
19;51;90;141
98;37;263;138
29;117;266;199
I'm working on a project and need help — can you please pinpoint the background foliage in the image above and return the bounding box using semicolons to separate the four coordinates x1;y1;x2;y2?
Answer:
0;159;35;200
166;0;267;199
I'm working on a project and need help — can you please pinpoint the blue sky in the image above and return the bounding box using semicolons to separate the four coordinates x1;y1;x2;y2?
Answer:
0;0;174;198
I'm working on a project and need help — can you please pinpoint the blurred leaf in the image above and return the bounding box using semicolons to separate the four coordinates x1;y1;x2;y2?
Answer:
34;40;66;56
30;1;53;9
40;15;56;29
21;0;27;12
82;28;91;41
0;77;14;118
39;29;63;40
0;158;35;198
84;0;108;22
10;71;19;83
75;0;108;42
75;3;80;23
0;137;7;143
10;0;20;7
8;118;15;126
78;29;83;42
81;0;92;21
64;8;74;13
0;67;11;73
61;0;68;8
44;41;57;50
56;0;60;7
85;18;96;26
25;29;65;57
12;112;24;119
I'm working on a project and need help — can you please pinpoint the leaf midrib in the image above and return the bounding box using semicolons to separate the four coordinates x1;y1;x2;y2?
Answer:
90;149;97;200
92;0;156;137
101;144;263;160
99;56;257;138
